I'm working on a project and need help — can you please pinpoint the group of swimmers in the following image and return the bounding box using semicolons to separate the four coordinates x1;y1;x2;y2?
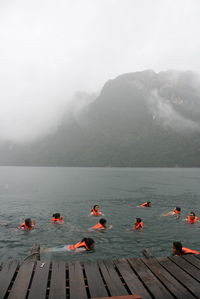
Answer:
16;203;200;254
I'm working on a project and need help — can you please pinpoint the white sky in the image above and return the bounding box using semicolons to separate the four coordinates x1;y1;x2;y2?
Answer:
0;0;200;142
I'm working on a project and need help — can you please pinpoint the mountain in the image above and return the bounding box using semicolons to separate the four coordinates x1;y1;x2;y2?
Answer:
1;70;200;167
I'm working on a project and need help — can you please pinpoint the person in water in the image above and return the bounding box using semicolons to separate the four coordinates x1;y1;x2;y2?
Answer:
90;205;103;216
139;201;151;207
186;212;199;224
67;238;95;251
162;207;181;219
51;213;63;223
172;241;200;256
90;218;112;230
17;218;35;231
133;218;144;230
42;238;95;253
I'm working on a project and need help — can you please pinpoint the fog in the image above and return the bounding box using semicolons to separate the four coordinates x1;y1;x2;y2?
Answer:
0;0;200;142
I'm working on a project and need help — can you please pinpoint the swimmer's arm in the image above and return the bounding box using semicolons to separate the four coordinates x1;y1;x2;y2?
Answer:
161;211;174;216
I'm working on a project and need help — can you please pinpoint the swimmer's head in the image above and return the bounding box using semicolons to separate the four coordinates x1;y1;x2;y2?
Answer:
81;238;95;249
147;201;151;206
189;211;195;216
25;218;32;228
136;218;142;223
172;241;183;255
99;218;107;227
175;207;181;212
53;213;61;219
189;212;195;219
93;205;100;211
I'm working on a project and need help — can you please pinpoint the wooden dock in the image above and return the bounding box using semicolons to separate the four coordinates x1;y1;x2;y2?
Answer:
1;255;200;298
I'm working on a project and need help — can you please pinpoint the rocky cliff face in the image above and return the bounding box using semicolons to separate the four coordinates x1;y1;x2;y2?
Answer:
1;70;200;166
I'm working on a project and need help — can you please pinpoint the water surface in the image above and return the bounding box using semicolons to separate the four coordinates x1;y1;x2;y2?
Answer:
0;167;200;261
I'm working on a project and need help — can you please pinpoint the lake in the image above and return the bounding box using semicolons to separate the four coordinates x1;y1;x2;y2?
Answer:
0;167;200;261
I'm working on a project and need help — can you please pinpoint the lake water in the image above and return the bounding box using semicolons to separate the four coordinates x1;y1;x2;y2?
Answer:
0;167;200;262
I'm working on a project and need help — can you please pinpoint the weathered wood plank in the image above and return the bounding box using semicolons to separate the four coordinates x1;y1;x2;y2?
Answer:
157;257;200;297
128;258;174;299
92;296;141;299
183;254;200;270
98;260;128;297
8;261;35;299
49;261;66;299
28;261;50;299
84;261;108;298
68;261;87;299
141;257;194;299
169;256;200;282
113;259;151;299
0;261;19;299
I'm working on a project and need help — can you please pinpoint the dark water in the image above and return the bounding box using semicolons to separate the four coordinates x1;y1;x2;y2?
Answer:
0;167;200;262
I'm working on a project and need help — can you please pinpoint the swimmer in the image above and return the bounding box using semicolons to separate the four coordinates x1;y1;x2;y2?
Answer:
90;205;103;216
133;218;144;231
186;212;199;224
90;218;112;230
51;213;64;224
42;238;95;253
17;218;35;231
138;201;151;207
172;241;200;256
162;207;181;219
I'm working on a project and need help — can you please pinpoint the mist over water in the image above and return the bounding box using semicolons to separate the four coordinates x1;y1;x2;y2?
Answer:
0;167;200;262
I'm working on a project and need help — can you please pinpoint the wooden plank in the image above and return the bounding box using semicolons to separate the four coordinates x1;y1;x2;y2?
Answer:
8;261;35;299
128;258;174;299
84;261;108;298
169;256;200;282
141;257;194;299
113;259;151;299
0;261;19;299
68;261;87;299
98;260;128;296
92;296;141;299
49;261;66;299
157;257;200;296
28;261;50;299
183;254;200;270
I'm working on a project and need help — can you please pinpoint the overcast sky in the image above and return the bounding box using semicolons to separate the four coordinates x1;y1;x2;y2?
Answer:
0;0;200;142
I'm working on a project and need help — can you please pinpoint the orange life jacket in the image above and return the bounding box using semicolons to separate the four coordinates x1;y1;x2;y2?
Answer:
91;222;105;230
174;209;180;214
182;247;200;255
139;202;149;207
18;222;31;230
134;221;144;229
67;241;90;251
186;216;198;224
51;217;63;223
91;208;101;216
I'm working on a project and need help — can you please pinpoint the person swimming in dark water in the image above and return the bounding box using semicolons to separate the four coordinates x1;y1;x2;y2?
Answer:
51;213;64;224
90;205;103;216
139;201;151;207
162;207;181;219
67;238;95;251
90;218;112;230
133;218;144;231
172;241;200;256
186;212;198;224
17;218;35;231
42;238;95;253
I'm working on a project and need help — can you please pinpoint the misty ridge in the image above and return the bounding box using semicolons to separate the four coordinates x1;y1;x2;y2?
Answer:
1;69;200;167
